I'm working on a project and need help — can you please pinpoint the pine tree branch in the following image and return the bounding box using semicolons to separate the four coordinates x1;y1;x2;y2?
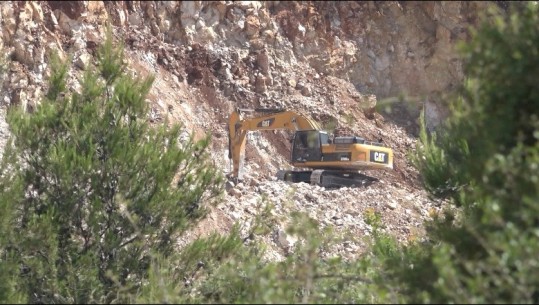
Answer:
118;235;139;248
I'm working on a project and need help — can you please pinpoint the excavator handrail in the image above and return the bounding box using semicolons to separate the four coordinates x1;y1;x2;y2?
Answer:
235;108;285;113
254;108;286;113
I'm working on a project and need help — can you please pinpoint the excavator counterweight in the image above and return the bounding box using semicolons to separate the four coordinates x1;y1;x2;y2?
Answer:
228;108;393;188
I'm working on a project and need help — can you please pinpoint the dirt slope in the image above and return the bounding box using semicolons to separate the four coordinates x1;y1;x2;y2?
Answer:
0;0;493;260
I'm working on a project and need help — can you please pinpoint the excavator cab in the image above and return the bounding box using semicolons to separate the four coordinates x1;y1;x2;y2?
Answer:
291;130;327;162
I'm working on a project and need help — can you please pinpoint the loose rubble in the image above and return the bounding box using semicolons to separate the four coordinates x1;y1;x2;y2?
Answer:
0;1;483;261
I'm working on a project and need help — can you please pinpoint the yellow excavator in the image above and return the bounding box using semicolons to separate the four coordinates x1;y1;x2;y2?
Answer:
228;108;394;187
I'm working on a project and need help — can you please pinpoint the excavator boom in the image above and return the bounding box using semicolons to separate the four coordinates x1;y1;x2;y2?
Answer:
230;108;321;133
228;108;320;179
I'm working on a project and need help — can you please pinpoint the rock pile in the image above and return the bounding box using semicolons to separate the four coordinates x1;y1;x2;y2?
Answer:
0;1;483;261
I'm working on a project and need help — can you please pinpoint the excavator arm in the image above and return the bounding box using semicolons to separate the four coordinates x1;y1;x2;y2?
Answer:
228;108;320;180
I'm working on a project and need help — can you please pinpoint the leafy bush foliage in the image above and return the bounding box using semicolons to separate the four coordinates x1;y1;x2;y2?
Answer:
402;2;539;303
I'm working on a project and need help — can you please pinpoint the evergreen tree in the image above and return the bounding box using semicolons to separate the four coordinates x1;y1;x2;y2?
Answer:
0;27;222;303
0;40;27;305
385;2;539;303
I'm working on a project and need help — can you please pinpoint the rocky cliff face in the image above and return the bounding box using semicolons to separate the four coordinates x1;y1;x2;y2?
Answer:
0;1;492;260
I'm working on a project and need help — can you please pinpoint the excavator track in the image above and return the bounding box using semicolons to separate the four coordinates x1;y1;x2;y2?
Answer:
309;169;378;188
276;170;312;183
276;169;292;182
310;169;324;185
277;169;378;188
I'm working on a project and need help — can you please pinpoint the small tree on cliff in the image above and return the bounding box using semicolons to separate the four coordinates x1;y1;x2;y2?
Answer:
0;27;222;303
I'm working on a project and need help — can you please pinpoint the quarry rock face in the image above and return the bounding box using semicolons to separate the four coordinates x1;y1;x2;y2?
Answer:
0;1;488;259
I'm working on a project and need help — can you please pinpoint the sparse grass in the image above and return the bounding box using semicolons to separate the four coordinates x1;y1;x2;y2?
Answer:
364;208;382;228
344;114;356;125
322;118;338;133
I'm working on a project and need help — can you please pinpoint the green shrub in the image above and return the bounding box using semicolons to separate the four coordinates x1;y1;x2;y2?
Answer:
0;27;222;303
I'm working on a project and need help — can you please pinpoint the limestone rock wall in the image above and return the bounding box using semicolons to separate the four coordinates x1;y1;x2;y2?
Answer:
1;1;492;124
0;1;502;257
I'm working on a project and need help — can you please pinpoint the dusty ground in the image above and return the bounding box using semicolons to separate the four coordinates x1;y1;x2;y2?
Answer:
119;37;443;261
0;1;467;261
